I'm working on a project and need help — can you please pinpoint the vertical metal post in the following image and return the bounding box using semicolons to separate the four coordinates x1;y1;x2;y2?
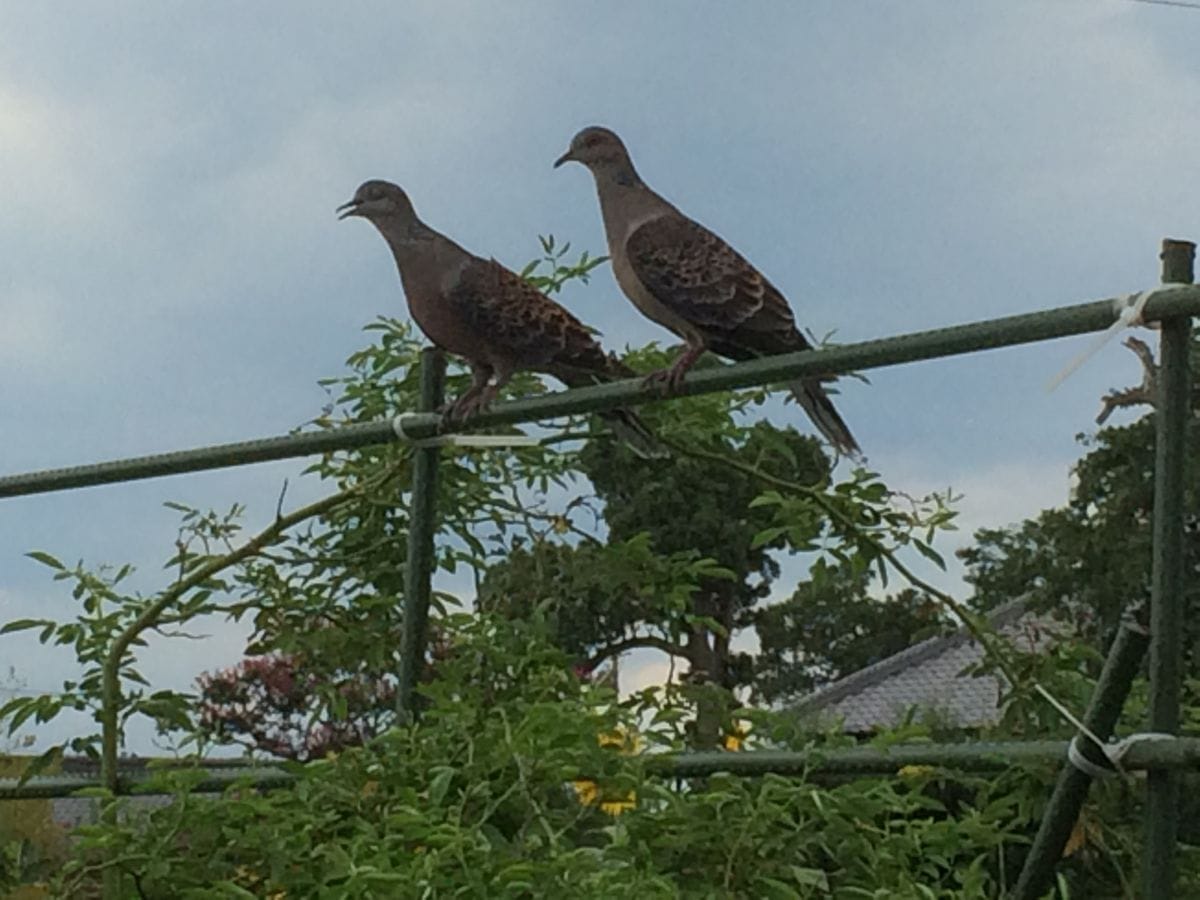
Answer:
397;348;445;723
1012;619;1149;899
1142;238;1195;899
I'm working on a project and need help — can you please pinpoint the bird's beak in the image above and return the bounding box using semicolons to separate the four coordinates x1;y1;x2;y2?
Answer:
553;149;575;169
336;199;362;220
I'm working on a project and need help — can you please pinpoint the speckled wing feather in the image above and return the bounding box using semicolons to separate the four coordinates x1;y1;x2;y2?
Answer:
626;215;860;457
624;214;803;354
447;257;666;458
448;257;611;374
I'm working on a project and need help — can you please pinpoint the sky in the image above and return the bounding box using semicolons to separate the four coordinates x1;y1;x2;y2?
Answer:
1;0;1198;754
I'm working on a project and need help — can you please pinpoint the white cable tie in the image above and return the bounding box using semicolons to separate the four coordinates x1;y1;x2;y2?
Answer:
1067;735;1119;780
444;435;540;448
1066;732;1177;780
1107;732;1176;768
1034;682;1128;779
391;414;539;449
1034;684;1108;752
1045;285;1177;394
1040;680;1180;780
392;414;435;445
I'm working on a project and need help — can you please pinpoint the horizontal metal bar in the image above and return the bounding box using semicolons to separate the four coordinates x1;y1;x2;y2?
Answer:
652;736;1200;778
5;736;1200;799
0;767;293;800
3;285;1199;500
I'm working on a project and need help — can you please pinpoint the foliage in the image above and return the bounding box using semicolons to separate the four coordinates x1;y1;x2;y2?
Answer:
480;347;957;740
0;756;66;898
53;615;1037;899
961;413;1200;661
196;652;396;761
950;387;1200;897
0;240;1053;897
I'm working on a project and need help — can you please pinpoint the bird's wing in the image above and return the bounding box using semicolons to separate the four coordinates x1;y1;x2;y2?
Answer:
448;257;612;374
625;214;802;353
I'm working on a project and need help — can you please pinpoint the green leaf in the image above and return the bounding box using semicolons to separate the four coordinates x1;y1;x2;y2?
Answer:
0;618;55;635
751;526;788;549
428;766;454;807
754;876;802;899
791;866;830;891
15;744;63;786
913;539;946;570
25;550;64;570
71;786;115;799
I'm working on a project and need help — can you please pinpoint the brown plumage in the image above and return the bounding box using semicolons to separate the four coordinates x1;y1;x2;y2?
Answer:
555;127;860;458
337;180;663;458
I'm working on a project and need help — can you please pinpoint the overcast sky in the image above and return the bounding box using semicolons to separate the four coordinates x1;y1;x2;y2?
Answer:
2;1;1197;754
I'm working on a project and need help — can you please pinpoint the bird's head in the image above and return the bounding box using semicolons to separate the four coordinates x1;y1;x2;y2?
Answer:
336;180;415;223
554;126;631;172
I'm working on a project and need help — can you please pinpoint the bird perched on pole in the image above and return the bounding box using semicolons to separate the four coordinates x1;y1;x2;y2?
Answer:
337;180;664;459
555;127;860;458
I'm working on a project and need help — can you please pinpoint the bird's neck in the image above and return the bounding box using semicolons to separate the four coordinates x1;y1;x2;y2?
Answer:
375;218;440;269
599;159;643;190
374;218;468;299
593;166;671;245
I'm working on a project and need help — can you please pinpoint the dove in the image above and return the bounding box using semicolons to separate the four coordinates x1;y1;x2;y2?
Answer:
556;127;859;457
338;180;664;459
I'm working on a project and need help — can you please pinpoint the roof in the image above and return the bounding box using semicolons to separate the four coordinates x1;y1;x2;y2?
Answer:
791;600;1061;733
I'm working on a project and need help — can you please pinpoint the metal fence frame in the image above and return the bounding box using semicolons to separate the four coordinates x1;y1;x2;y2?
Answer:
0;240;1195;898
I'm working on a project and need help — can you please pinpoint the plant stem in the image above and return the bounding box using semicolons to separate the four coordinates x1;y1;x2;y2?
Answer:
98;466;403;827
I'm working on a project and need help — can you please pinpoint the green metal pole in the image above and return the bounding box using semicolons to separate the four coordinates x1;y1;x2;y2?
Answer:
6;736;1200;800
1143;239;1195;899
4;287;1200;499
1012;619;1150;899
647;738;1200;778
396;348;445;723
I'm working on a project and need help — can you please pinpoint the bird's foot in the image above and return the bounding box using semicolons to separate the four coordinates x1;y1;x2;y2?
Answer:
440;394;481;429
642;369;675;396
440;385;501;429
642;360;691;396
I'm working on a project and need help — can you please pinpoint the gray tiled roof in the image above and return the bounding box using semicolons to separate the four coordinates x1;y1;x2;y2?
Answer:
52;793;177;830
791;600;1060;733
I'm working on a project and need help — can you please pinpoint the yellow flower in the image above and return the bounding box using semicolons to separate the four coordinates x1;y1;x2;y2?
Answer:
572;778;637;816
724;721;751;751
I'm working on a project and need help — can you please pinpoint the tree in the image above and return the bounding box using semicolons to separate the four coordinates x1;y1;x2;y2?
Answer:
960;409;1200;662
479;381;833;689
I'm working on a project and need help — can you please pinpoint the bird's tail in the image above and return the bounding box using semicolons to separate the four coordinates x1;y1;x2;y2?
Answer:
598;408;669;460
788;378;861;459
554;357;669;460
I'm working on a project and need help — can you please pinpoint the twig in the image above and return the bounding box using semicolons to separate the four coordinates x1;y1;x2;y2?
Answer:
275;479;289;521
582;634;687;672
1096;337;1158;425
498;707;558;847
99;463;405;810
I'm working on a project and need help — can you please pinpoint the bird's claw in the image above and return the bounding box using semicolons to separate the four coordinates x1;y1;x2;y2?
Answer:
440;396;481;429
642;369;673;396
440;387;500;430
642;364;688;396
